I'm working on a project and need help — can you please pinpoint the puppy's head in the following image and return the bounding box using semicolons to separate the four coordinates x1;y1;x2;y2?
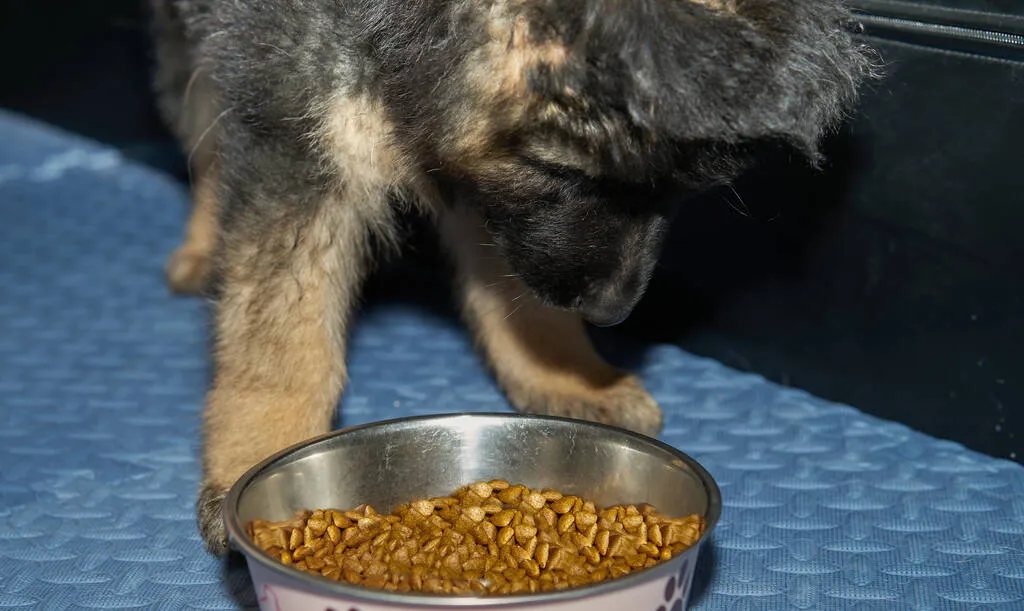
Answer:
381;0;878;325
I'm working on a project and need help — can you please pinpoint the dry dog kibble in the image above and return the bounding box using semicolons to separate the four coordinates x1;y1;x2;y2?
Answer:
247;481;706;596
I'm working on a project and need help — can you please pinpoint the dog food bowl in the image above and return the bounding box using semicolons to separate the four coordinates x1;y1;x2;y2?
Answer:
224;413;721;610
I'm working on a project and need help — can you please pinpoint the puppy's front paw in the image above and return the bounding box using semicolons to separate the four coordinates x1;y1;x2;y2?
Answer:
166;246;212;295
197;482;230;556
512;375;663;437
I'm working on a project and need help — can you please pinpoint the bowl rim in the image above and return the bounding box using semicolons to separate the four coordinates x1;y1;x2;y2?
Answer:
224;412;721;608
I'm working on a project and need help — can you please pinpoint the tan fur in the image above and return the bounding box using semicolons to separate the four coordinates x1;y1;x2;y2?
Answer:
697;0;738;13
317;92;441;222
443;3;570;176
439;205;663;436
200;89;417;493
202;196;369;492
482;9;568;98
319;94;405;200
165;69;222;295
166;161;219;294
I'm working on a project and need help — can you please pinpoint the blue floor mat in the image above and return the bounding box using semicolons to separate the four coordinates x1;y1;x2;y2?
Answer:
1;109;1022;610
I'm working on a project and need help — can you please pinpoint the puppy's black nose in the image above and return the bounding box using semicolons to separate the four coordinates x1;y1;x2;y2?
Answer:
579;289;638;327
580;301;633;327
579;265;649;327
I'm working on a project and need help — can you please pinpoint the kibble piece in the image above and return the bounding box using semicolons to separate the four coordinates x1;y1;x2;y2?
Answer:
522;492;547;511
469;482;493;499
606;534;631;557
511;544;532;564
492;509;516;528
307;518;328;537
497;485;525;505
535;541;550;568
464;506;487;523
595;529;611;556
514;524;538;545
649;524;663;547
557;513;575;534
288;528;303;550
497;526;515;546
540;489;563;501
575;511;598;532
248;481;706;596
537;507;557;528
411;499;434;517
550;496;576;515
621;514;644;533
522;535;538;558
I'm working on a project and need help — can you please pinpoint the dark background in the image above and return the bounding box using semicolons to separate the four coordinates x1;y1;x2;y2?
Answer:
1;1;1020;463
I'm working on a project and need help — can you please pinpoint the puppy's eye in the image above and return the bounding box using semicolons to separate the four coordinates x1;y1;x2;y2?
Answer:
520;156;586;182
521;155;643;198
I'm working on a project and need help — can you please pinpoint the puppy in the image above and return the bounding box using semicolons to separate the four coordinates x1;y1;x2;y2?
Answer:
149;0;876;555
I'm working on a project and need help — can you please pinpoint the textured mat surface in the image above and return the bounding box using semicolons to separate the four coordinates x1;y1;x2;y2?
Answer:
1;108;1023;610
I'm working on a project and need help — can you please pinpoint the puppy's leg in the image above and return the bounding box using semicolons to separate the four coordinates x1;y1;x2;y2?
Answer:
150;1;222;294
197;193;373;555
165;73;222;295
439;206;663;436
166;159;219;294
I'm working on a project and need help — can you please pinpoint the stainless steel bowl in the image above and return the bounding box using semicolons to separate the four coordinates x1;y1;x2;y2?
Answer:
225;413;721;610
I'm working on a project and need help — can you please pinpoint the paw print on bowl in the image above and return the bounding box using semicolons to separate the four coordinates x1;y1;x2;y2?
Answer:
656;558;691;611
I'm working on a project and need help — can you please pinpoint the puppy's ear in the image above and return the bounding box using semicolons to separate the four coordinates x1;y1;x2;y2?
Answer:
527;0;879;161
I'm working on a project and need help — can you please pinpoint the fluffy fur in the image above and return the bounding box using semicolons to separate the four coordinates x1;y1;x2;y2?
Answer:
149;0;876;555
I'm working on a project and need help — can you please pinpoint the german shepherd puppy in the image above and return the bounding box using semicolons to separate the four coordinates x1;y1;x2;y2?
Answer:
149;0;875;554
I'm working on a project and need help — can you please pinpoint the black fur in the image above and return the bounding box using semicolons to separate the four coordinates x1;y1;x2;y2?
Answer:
157;0;875;321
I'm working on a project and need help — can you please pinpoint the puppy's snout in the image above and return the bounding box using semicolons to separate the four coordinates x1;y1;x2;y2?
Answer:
577;218;667;328
579;297;633;328
579;273;643;328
